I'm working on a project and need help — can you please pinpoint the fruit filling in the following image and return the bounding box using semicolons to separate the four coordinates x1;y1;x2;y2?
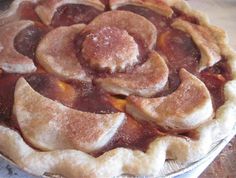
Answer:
51;4;103;27
14;24;48;61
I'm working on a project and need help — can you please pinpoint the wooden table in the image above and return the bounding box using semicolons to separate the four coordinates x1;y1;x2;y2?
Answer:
200;136;236;178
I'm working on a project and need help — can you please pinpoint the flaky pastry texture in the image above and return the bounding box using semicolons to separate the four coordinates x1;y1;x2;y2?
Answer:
0;0;236;177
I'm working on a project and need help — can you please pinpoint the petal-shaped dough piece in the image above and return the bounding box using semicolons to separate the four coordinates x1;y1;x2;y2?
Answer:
36;24;91;82
0;20;36;73
126;69;213;131
35;0;105;25
96;51;169;97
0;0;39;26
110;0;173;17
83;10;157;50
172;19;221;71
13;77;125;152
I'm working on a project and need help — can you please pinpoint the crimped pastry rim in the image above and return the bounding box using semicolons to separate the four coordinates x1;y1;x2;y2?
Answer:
0;127;235;177
0;0;236;177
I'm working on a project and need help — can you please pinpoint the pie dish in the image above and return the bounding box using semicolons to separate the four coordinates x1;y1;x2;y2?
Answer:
0;0;236;178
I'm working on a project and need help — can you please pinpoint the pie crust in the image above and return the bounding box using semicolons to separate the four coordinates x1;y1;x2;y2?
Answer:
126;69;213;131
172;18;221;71
110;0;174;17
35;0;105;25
0;0;235;178
0;20;36;73
36;24;91;82
82;26;140;73
14;77;125;152
82;10;157;50
96;51;169;97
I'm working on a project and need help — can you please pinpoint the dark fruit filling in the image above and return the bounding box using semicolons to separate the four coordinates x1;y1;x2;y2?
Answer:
51;4;103;27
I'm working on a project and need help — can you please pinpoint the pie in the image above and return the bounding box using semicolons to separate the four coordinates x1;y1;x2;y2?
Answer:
0;0;235;177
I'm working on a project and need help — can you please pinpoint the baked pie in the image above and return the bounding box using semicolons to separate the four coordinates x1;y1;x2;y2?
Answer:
0;0;235;177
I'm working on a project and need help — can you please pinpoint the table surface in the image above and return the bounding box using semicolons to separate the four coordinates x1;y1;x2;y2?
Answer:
200;136;236;178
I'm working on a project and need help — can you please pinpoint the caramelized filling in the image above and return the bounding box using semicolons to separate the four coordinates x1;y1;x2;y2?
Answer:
200;59;232;109
0;4;232;156
18;2;41;22
73;85;118;114
0;74;21;122
14;24;48;61
100;0;110;10
25;73;118;114
94;117;165;156
100;0;109;7
51;4;103;27
157;29;200;94
25;73;77;108
157;28;232;109
172;8;199;24
118;5;171;33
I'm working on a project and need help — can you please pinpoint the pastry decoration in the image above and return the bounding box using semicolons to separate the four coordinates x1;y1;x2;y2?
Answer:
96;51;169;97
172;18;221;71
110;0;173;17
35;0;105;25
36;24;91;82
126;69;213;131
82;10;157;50
82;26;139;73
0;20;36;73
14;77;125;152
80;10;168;96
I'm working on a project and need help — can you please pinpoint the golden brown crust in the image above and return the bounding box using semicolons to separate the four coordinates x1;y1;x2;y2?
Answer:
126;69;213;131
96;51;169;97
35;0;105;25
110;0;173;17
0;20;36;73
0;0;236;177
36;24;91;82
82;10;157;50
14;77;125;153
172;18;221;71
82;26;140;73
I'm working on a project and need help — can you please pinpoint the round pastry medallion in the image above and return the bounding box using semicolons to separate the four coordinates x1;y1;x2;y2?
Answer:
82;26;139;72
